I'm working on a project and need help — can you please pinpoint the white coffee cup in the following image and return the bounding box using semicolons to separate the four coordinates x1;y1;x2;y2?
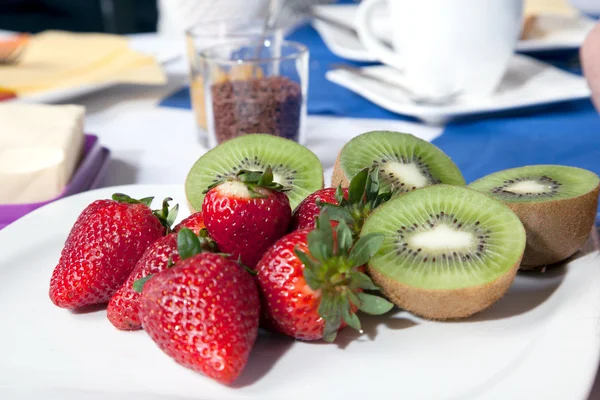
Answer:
356;0;524;99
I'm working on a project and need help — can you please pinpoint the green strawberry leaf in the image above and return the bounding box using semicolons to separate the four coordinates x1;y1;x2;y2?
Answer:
348;290;361;308
336;220;353;255
373;191;393;209
132;274;153;293
316;211;335;257
323;317;341;343
350;271;380;291
256;166;273;186
348;233;384;269
204;166;290;195
357;292;394;315
365;165;381;203
112;193;154;206
166;204;179;228
238;169;264;183
307;229;328;262
335;184;346;204
303;264;321;291
296;248;322;290
139;197;155;207
318;203;353;224
318;295;343;342
177;228;202;260
342;304;361;332
348;168;368;205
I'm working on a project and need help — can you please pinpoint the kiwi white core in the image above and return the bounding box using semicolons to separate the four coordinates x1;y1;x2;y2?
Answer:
505;180;551;194
382;162;429;189
217;181;250;198
408;225;474;253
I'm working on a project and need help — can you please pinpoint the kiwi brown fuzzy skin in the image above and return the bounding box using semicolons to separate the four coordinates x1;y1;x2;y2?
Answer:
331;150;349;188
369;257;521;320
508;184;599;268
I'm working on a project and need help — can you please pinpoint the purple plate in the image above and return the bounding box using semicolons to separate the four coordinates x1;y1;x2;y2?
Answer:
0;134;109;229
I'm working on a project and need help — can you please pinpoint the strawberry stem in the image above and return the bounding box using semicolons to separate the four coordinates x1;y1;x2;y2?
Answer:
202;166;291;195
319;165;393;239
295;210;394;343
112;193;180;234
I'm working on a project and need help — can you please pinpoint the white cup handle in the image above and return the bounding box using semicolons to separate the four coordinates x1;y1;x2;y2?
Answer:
355;0;403;71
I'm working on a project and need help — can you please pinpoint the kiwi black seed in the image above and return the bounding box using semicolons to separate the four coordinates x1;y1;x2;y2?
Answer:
361;184;526;320
185;134;324;211
469;165;600;268
331;131;465;194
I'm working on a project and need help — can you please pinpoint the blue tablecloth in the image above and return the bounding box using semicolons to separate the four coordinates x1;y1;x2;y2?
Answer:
159;20;600;210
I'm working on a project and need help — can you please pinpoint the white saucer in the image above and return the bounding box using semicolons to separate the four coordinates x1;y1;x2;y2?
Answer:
312;4;597;62
326;55;591;125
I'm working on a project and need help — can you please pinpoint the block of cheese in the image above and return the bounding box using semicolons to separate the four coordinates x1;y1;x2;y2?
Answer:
0;104;85;204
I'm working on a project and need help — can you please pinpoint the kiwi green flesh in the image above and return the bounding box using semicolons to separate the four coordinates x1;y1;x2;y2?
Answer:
361;184;526;290
469;165;600;203
185;134;324;211
339;131;466;194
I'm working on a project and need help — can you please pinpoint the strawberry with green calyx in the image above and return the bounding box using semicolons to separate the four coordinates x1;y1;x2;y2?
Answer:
318;165;393;239
137;228;260;385
290;187;349;231
49;193;179;309
202;166;292;269
112;193;179;234
107;217;213;331
256;210;394;342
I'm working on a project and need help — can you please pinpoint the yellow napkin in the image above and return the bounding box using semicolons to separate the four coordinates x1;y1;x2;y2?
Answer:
522;0;580;39
0;31;166;95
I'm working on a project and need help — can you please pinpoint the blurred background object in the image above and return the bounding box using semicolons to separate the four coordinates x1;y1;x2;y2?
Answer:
581;21;600;112
0;0;157;34
0;0;337;35
158;0;336;36
569;0;600;17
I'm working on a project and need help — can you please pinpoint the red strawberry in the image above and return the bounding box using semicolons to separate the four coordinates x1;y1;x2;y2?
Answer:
174;211;205;234
107;234;178;330
291;187;349;231
49;194;177;309
256;211;393;342
202;168;291;268
107;223;217;330
138;229;260;385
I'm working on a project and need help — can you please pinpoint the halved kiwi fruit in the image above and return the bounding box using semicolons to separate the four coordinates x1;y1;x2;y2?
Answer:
361;184;526;320
185;134;324;211
332;131;465;194
469;165;600;268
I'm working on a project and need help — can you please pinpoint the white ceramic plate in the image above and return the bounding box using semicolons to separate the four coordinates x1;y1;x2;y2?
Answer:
1;184;600;400
326;55;591;125
311;4;598;62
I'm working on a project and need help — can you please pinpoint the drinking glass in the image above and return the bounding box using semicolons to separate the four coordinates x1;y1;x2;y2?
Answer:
200;39;309;148
186;20;283;142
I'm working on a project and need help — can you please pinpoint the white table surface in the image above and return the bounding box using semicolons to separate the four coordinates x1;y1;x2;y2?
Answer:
43;34;600;400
